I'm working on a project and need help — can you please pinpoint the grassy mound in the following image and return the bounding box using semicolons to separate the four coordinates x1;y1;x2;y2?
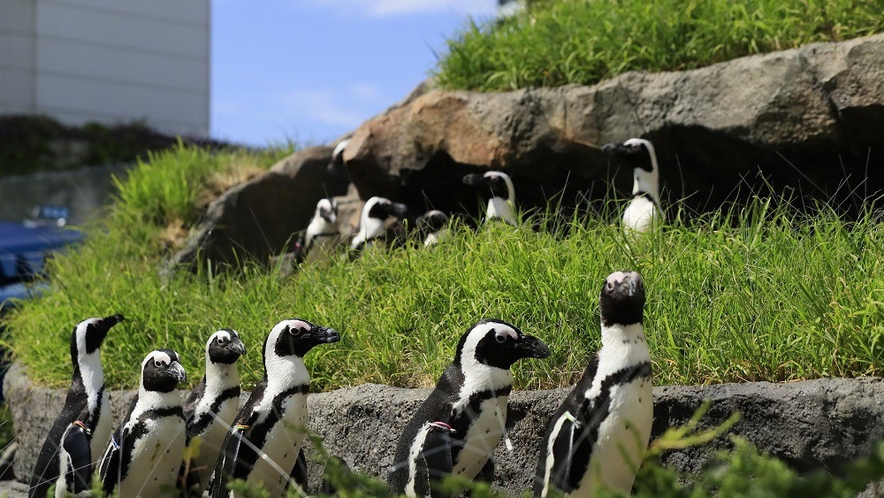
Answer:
435;0;884;91
3;145;882;392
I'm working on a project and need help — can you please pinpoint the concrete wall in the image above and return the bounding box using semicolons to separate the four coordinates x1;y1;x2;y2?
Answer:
0;0;210;136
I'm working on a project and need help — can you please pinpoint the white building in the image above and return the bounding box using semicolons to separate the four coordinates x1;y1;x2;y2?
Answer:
0;0;210;136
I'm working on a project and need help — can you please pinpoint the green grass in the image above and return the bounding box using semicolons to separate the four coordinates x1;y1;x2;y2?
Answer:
3;162;883;391
434;0;884;91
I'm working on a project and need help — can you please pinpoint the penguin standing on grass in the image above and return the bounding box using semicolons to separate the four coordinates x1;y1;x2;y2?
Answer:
29;314;124;498
298;198;341;264
534;271;653;498
210;318;340;498
462;171;518;226
99;349;187;498
389;318;551;497
178;329;246;494
416;210;451;247
350;196;410;252
602;138;663;234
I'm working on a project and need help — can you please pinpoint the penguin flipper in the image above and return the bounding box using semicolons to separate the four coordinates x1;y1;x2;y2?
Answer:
288;449;308;493
212;424;255;498
97;429;122;496
548;415;577;491
417;422;454;498
61;423;93;493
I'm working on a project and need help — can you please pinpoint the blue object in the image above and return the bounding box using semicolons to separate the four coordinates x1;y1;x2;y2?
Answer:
0;220;83;301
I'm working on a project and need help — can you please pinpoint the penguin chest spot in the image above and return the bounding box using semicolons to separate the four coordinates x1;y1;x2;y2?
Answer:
122;418;185;498
246;394;307;496
452;396;507;479
581;380;653;494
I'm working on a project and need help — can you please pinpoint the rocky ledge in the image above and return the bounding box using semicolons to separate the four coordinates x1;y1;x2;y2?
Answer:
4;363;883;496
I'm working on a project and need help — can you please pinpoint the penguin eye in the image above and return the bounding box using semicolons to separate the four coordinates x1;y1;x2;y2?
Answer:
217;337;228;345
606;281;615;291
494;334;507;344
154;360;163;367
290;327;304;336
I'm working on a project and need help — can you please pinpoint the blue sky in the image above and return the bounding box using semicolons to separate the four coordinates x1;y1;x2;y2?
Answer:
211;0;499;148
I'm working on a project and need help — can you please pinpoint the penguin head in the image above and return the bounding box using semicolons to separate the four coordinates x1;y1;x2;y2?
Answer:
314;198;338;226
141;349;187;393
329;138;349;171
599;271;646;327
206;329;246;365
454;318;551;370
264;319;340;362
416;210;449;236
462;171;515;201
361;196;409;225
602;138;659;195
70;314;124;360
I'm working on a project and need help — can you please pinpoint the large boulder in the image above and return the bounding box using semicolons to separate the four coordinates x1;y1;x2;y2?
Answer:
345;34;884;216
5;363;883;496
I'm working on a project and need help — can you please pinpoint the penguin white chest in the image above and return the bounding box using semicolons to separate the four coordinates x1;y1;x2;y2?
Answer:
487;198;516;225
576;377;653;496
91;391;113;465
120;416;185;498
191;396;241;485
245;393;307;497
622;196;660;233
451;395;508;479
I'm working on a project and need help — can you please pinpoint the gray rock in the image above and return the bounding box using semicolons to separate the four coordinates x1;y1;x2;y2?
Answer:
5;363;883;496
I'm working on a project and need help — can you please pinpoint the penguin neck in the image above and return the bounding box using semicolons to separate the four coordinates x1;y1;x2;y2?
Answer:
135;386;182;414
632;168;660;204
305;216;336;247
459;357;514;397
264;355;310;394
205;359;240;396
75;350;105;410
598;322;651;368
486;196;517;226
352;217;385;249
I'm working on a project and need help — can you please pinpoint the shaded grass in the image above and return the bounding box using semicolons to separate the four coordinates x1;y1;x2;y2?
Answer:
4;194;883;391
435;0;884;91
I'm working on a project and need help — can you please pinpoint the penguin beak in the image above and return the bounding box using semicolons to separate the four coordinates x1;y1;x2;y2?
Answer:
515;334;551;359
231;338;246;356
170;361;187;383
462;173;485;187
90;314;124;345
312;326;341;344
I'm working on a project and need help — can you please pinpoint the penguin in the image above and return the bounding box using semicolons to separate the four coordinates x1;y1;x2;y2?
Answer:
210;318;340;498
98;349;188;498
29;313;124;498
534;271;653;498
462;171;517;226
415;210;451;247
349;196;410;252
329;138;349;170
179;329;246;494
602;138;663;234
300;198;342;263
389;318;551;497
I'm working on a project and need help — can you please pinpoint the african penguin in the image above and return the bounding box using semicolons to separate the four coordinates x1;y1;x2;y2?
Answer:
534;271;653;498
350;196;409;252
300;198;341;263
178;329;246;494
602;138;663;234
29;314;124;498
416;210;451;247
462;171;517;226
329;138;349;170
98;349;187;498
389;319;551;497
210;318;340;498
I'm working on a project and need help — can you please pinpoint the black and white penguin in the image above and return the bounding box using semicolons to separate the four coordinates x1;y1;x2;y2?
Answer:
179;329;246;494
416;210;451;247
389;319;551;497
300;198;341;263
210;318;340;498
534;271;653;498
329;138;349;170
29;313;124;498
602;138;663;233
462;171;517;226
99;349;187;498
350;196;409;252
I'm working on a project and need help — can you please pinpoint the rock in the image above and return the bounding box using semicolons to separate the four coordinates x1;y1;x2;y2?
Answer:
168;145;351;268
5;363;883;495
346;34;884;217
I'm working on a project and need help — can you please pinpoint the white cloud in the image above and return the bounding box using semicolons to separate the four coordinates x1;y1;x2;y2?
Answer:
310;0;497;18
279;85;386;128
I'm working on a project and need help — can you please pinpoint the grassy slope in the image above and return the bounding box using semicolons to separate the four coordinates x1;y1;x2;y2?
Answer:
5;179;883;391
435;0;884;91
